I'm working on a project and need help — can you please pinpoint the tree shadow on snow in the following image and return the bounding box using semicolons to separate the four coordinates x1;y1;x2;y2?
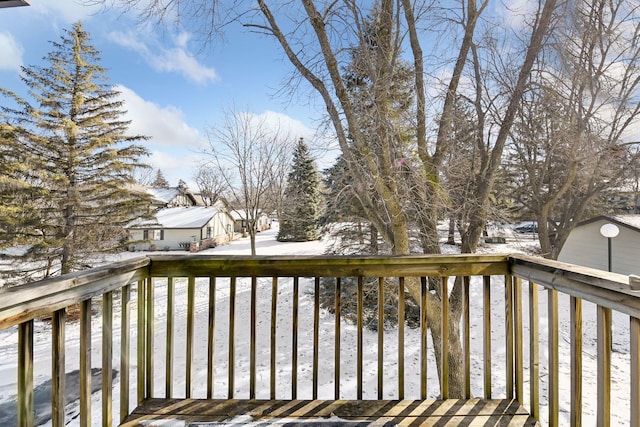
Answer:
0;367;117;426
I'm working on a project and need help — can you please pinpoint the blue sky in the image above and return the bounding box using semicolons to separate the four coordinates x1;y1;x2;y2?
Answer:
0;1;324;187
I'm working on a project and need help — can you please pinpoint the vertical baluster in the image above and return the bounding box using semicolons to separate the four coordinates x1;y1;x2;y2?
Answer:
421;277;428;400
229;276;236;398
145;279;154;398
631;316;640;427
398;277;405;399
102;291;113;427
271;277;278;400
80;299;92;427
463;276;470;399
120;285;131;423
505;275;514;399
335;277;341;399
528;282;539;421
251;276;258;399
548;289;559;427
597;305;611;427
441;276;449;399
483;275;492;399
137;280;146;404
186;276;195;398
207;277;216;399
513;277;523;403
377;277;384;400
18;320;34;427
570;296;582;426
52;309;66;427
313;277;320;400
292;277;299;399
357;276;363;400
165;277;174;398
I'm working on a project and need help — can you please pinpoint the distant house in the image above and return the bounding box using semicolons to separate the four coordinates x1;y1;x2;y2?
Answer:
558;215;640;275
128;206;235;251
146;186;200;210
230;209;271;233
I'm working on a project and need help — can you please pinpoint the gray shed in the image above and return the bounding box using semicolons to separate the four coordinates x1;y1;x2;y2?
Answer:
558;215;640;276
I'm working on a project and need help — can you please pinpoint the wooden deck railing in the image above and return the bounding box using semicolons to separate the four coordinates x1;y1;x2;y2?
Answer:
0;254;638;426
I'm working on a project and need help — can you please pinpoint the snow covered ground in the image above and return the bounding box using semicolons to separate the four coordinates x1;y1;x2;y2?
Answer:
0;225;633;425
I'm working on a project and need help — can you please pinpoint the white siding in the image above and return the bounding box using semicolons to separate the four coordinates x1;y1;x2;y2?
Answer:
162;229;201;249
559;219;640;276
128;211;236;251
206;212;234;238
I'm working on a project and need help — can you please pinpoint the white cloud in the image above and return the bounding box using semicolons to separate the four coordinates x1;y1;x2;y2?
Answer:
495;0;539;30
30;1;102;24
108;30;218;85
115;84;206;186
148;150;202;188
246;109;338;168
0;32;23;72
115;84;203;148
252;110;316;141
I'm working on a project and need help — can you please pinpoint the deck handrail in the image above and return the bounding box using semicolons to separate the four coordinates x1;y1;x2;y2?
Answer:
0;253;638;426
510;254;640;316
0;257;150;330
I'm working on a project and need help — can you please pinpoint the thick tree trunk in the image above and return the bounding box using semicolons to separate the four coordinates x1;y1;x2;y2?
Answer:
403;275;465;398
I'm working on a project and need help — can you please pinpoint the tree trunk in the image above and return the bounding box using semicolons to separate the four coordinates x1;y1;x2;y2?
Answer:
462;0;559;256
370;225;378;255
447;216;456;245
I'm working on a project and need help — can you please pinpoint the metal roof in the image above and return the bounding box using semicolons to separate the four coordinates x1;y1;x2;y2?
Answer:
577;214;640;233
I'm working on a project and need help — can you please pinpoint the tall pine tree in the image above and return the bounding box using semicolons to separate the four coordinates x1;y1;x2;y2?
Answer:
151;169;170;187
0;22;152;279
277;138;321;242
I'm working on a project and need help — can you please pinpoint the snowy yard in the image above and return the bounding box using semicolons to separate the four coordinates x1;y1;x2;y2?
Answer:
0;225;634;426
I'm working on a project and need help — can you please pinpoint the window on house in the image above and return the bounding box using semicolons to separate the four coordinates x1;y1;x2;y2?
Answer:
152;230;162;240
206;227;212;238
143;230;149;240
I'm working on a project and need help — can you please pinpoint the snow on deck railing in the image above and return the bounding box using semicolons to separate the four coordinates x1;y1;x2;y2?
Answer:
0;254;638;427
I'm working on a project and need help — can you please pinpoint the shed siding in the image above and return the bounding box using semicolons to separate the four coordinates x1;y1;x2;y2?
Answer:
559;219;640;276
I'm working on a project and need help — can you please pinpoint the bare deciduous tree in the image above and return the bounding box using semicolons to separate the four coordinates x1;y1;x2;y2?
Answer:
193;163;226;206
507;0;640;259
203;107;292;255
90;0;561;397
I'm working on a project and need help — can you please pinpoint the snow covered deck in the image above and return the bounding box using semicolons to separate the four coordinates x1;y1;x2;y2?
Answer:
1;254;639;426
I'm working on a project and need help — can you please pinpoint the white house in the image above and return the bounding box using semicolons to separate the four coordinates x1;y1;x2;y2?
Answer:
146;186;200;209
128;206;235;251
230;209;272;233
558;215;640;276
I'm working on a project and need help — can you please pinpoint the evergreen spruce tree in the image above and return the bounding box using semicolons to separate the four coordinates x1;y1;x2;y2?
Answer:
0;123;45;251
277;138;321;242
151;169;170;187
0;22;152;278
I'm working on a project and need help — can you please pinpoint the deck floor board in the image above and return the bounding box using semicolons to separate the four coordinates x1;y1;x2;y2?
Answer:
120;398;540;426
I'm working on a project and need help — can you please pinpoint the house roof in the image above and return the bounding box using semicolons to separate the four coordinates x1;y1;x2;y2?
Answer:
145;187;201;206
147;188;181;204
577;215;640;233
132;207;223;229
0;0;29;8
